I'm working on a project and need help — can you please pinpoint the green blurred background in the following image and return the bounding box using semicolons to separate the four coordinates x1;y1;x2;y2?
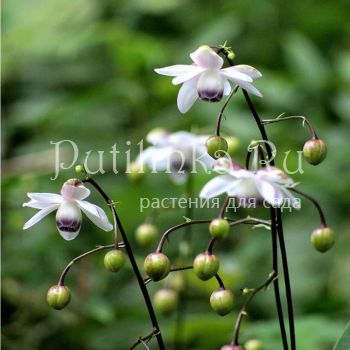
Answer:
2;0;350;349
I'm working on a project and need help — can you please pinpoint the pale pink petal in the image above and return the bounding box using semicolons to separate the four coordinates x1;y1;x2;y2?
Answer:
26;193;63;204
233;65;262;79
77;200;113;231
177;77;199;113
61;184;90;201
190;46;224;70
223;80;232;96
199;175;234;198
220;67;253;83
238;81;263;97
23;204;60;230
257;180;283;206
154;64;197;77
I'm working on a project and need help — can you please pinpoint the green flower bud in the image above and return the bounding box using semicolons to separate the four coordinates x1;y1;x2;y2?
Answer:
47;285;71;310
245;339;262;350
303;139;327;165
104;249;126;272
135;223;158;247
144;253;170;281
75;165;84;174
193;252;219;281
205;136;228;159
311;227;335;253
226;136;240;156
209;218;230;240
127;162;146;183
210;288;234;316
153;288;178;315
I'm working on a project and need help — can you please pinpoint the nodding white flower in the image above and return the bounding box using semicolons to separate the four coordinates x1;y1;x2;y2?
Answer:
200;161;297;207
154;45;262;113
23;179;113;240
136;129;214;184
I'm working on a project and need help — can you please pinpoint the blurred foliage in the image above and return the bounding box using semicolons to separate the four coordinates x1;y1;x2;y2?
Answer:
2;0;350;349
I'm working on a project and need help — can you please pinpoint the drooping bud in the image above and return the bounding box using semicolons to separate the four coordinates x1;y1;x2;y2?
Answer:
210;288;234;316
144;253;170;281
75;165;84;174
153;289;178;315
205;136;228;159
303;139;327;165
104;249;126;272
193;252;219;281
135;223;158;247
209;218;230;240
47;285;71;310
197;71;225;102
56;201;82;240
311;227;335;252
245;339;262;350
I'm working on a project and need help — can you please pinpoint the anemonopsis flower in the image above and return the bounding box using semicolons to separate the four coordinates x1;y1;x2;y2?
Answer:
23;179;113;240
155;45;262;113
136;129;214;184
200;159;297;207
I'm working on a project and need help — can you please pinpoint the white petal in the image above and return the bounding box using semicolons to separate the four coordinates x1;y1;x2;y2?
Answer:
223;80;232;96
238;81;263;97
61;184;90;201
146;129;169;146
23;204;60;230
233;65;262;79
168;131;197;144
154;64;198;77
172;66;205;85
26;192;63;204
169;171;188;185
220;67;253;83
56;201;82;240
77;200;113;232
190;46;224;70
199;175;234;198
257;180;283;206
177;78;199;113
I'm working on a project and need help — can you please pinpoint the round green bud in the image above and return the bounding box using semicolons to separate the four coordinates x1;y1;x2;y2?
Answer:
311;227;335;253
209;218;230;240
193;252;220;281
227;52;236;61
135;223;158;247
245;339;262;350
303;139;327;165
226;136;240;156
210;288;234;316
144;253;170;281
47;285;71;310
104;249;126;272
153;289;178;315
127;162;146;182
221;346;244;350
75;165;84;174
205;136;228;159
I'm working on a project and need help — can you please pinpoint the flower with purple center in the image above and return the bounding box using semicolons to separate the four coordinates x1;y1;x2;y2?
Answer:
23;179;113;240
136;129;214;184
154;45;262;113
200;159;297;207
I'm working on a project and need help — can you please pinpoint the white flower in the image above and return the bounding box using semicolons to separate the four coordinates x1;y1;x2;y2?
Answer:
154;45;262;113
23;179;113;240
136;129;214;184
200;162;297;207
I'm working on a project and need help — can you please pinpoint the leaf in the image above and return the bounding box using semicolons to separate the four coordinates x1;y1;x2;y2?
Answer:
333;322;350;350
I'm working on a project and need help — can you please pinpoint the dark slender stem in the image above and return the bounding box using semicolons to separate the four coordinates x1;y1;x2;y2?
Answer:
215;86;239;136
219;196;230;218
143;266;193;285
84;177;165;350
215;273;226;289
231;271;277;345
220;52;292;350
291;188;327;227
262;115;318;139
207;237;216;253
58;243;124;286
156;217;271;253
